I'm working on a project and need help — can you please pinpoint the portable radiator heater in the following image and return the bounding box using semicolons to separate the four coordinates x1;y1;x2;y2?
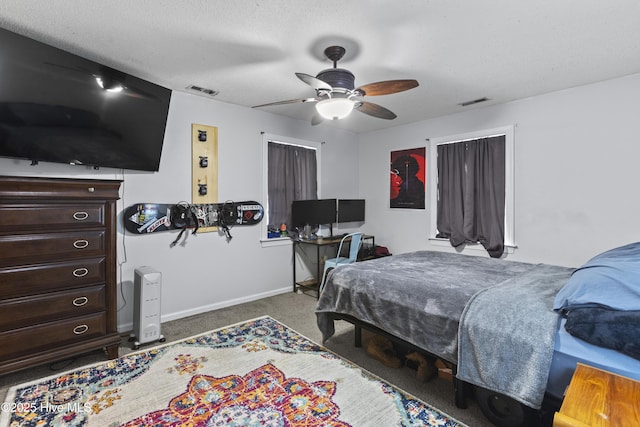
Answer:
130;266;165;349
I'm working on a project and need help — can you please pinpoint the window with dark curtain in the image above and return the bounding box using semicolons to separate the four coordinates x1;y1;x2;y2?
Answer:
267;141;318;230
436;135;506;257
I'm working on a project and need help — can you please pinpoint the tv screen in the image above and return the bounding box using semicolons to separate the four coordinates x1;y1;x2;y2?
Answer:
291;199;337;228
337;199;365;223
0;27;171;172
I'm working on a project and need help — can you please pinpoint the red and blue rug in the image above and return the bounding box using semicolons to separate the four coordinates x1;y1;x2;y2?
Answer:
1;316;466;426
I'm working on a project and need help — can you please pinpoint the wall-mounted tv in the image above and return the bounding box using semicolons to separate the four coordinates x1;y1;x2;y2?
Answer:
0;27;172;172
291;199;337;228
337;199;365;223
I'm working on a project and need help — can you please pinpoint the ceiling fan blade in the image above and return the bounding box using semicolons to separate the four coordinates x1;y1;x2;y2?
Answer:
296;72;332;91
356;79;419;96
252;98;317;108
355;101;397;120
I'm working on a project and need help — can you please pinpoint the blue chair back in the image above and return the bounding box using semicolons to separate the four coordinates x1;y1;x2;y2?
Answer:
341;232;363;262
319;232;364;293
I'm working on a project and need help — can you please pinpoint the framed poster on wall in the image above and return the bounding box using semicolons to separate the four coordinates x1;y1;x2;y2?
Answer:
390;147;426;209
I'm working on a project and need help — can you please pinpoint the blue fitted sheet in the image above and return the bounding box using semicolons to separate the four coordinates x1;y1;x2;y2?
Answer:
546;318;640;399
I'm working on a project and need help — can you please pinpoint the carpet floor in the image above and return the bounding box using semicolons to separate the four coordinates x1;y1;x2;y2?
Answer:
0;291;494;426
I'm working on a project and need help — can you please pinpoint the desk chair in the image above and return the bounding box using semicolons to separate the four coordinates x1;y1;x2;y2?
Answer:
319;232;364;293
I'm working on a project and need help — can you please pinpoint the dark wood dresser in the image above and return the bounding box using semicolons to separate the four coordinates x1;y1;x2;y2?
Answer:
0;176;122;374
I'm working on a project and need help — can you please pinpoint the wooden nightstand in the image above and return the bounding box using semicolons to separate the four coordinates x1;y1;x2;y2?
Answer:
553;363;640;426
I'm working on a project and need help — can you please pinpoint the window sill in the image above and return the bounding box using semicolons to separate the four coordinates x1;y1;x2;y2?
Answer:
428;237;517;254
260;237;293;248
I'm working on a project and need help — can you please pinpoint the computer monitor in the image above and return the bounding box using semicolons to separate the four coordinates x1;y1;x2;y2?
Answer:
291;199;337;228
337;199;365;223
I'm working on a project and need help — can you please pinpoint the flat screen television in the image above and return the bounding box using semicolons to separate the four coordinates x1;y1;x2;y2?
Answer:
337;199;365;223
0;27;172;172
291;199;337;228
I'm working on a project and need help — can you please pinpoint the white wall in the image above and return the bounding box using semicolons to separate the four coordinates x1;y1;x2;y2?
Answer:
5;72;639;329
358;72;640;267
0;91;359;331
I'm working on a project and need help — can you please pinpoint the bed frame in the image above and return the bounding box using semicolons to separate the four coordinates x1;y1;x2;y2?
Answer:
327;312;564;426
328;312;469;408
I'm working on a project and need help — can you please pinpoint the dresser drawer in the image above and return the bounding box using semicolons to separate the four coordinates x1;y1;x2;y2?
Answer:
0;257;105;298
0;231;105;265
0;176;121;201
0;204;105;230
0;312;107;361
0;285;105;331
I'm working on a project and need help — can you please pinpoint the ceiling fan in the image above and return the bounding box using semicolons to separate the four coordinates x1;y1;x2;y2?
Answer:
252;46;419;125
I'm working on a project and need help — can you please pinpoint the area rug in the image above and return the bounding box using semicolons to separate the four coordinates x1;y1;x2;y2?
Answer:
0;316;467;426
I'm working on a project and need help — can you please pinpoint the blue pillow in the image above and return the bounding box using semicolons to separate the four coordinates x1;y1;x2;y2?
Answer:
553;242;640;311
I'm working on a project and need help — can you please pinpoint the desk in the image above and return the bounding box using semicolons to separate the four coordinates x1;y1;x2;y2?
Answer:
553;363;640;426
292;234;374;298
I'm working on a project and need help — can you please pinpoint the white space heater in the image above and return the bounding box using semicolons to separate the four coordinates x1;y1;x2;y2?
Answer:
130;266;165;349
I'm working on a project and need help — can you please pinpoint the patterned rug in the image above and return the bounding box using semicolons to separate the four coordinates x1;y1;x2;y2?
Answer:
0;316;467;426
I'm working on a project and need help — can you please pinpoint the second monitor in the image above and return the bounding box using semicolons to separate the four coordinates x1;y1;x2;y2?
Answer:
337;199;365;223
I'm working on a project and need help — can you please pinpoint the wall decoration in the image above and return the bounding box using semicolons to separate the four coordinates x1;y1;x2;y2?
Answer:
192;124;218;232
390;147;426;209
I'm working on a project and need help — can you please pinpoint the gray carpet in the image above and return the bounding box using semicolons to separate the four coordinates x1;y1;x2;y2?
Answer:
0;291;494;426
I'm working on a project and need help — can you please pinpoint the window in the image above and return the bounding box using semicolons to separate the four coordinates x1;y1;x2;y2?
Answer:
428;126;515;256
261;133;322;243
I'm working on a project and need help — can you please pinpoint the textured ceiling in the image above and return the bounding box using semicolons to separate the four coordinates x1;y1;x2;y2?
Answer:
1;1;640;133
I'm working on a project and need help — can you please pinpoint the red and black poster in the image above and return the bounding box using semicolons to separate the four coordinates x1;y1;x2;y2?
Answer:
390;147;426;209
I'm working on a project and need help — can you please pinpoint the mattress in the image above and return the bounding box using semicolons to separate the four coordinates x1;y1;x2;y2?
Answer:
316;250;536;363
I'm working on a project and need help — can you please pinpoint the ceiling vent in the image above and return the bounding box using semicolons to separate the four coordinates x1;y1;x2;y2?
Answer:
186;85;219;97
459;97;489;107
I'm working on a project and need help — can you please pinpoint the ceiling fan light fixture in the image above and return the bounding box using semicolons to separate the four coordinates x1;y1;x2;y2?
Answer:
315;98;354;120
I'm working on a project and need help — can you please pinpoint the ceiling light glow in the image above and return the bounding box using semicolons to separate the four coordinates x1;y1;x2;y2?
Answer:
315;98;354;120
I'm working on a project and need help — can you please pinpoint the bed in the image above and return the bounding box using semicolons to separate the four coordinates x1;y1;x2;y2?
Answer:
315;243;640;425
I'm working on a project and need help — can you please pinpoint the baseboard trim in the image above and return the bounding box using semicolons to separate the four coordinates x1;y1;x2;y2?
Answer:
118;286;292;333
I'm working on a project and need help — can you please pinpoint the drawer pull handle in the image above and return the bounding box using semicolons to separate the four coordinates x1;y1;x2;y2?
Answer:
73;268;89;277
73;296;89;307
73;240;89;249
73;211;89;221
73;324;89;335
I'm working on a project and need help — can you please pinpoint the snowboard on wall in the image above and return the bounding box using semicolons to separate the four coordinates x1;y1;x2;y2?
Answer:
123;201;263;235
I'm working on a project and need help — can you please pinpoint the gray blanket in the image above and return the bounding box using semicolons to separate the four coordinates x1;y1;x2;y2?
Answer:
316;250;536;363
457;264;574;409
